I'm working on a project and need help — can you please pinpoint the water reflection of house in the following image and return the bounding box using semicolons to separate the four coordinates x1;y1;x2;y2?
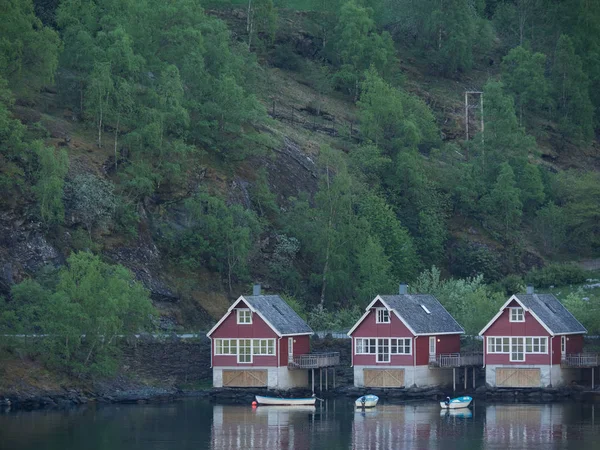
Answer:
484;404;572;446
207;285;339;389
479;286;591;387
347;284;477;388
211;405;314;449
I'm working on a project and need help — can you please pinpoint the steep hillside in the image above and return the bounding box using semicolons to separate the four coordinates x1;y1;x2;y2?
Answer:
1;0;600;341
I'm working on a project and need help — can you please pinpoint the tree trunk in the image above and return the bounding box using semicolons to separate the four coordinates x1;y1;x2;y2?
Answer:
114;114;120;171
98;102;103;148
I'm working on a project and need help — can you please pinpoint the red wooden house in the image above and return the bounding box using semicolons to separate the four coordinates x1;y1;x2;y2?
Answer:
207;285;338;389
479;286;589;387
347;285;466;388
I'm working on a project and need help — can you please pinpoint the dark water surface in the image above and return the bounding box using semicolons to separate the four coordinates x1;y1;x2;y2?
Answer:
1;399;599;449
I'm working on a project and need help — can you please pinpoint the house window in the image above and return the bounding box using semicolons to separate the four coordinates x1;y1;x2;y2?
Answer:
487;337;510;353
214;339;237;355
377;338;390;362
390;338;411;355
237;309;252;324
238;339;252;363
510;307;524;322
355;338;377;354
376;308;390;323
561;336;566;353
525;337;547;354
252;339;275;355
510;337;525;361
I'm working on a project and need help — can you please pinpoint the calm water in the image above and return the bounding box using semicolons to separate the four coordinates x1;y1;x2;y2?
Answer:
1;399;599;450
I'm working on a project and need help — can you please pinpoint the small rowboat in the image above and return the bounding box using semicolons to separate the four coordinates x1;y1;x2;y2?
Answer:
355;394;379;408
440;396;472;409
255;395;316;406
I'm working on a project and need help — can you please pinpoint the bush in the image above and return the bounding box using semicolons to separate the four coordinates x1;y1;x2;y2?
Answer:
450;240;503;282
525;263;588;288
272;43;304;71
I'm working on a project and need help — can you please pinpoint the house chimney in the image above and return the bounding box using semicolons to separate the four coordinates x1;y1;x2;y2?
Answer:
253;284;261;296
526;284;534;295
399;283;407;295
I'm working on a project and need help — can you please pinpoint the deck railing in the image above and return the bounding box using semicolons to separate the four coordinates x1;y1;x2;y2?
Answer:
561;353;599;367
429;352;483;368
288;352;340;369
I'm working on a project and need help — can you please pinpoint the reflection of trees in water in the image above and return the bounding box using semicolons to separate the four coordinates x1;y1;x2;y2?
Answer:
1;400;598;450
0;401;213;450
484;403;596;446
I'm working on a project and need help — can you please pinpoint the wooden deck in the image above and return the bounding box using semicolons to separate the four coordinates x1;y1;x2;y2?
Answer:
429;352;483;368
288;352;340;369
561;353;599;368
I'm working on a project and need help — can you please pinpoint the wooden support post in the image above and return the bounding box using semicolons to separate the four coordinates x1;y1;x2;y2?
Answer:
312;368;314;394
453;368;456;393
473;367;476;389
464;366;467;390
593;367;595;390
333;368;336;389
325;367;328;391
320;368;322;392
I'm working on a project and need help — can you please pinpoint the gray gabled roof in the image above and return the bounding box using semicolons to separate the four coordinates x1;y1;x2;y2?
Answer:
243;295;313;336
379;294;465;335
513;293;586;334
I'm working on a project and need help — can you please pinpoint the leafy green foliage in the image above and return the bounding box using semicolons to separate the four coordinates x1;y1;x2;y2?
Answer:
562;290;600;335
164;190;262;293
33;142;68;225
331;0;395;98
552;34;594;143
554;170;600;251
0;252;155;375
0;0;61;96
525;263;588;288
501;46;550;127
483;163;523;242
358;68;438;154
413;266;504;335
533;202;567;255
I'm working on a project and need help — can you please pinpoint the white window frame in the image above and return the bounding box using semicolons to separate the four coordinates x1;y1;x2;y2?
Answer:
510;337;525;362
356;338;412;357
355;338;377;355
377;338;390;363
237;309;252;324
390;338;412;355
487;337;510;354
252;339;275;356
237;339;252;363
525;337;547;354
214;338;238;355
376;308;390;324
509;307;525;322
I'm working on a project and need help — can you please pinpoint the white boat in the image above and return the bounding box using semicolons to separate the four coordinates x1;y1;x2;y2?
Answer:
255;395;316;406
254;405;316;414
439;396;472;409
355;394;379;408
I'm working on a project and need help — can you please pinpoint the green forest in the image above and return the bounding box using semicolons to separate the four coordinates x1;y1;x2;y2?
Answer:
1;0;600;374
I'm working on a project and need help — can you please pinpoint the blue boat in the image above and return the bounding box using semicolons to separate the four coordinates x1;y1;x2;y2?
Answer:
440;395;472;409
355;394;379;408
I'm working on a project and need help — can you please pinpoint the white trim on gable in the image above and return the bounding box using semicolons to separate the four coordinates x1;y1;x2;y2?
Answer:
347;295;419;336
207;295;284;338
478;294;555;337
